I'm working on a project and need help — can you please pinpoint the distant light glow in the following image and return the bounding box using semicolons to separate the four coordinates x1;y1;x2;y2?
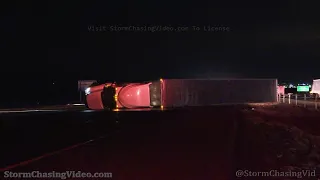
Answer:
85;88;91;95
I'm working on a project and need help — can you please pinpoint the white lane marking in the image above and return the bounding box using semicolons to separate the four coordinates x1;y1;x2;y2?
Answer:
81;110;97;113
0;135;107;172
67;104;85;106
0;110;64;114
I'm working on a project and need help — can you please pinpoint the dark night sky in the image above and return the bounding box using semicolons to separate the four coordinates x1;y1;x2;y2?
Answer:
0;1;319;107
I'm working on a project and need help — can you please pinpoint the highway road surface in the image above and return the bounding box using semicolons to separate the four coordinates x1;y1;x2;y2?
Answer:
1;103;319;180
1;106;244;180
0;104;87;114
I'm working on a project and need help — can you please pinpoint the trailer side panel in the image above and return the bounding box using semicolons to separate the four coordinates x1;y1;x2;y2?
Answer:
161;79;277;107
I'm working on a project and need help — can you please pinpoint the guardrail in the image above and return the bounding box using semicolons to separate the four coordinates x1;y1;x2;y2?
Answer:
277;93;319;110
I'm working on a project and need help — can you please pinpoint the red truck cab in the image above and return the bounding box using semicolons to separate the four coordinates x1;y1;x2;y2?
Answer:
85;81;161;110
116;83;152;108
85;84;106;110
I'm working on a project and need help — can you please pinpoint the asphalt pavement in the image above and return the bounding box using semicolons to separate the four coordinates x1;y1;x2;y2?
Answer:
2;103;319;180
1;106;244;180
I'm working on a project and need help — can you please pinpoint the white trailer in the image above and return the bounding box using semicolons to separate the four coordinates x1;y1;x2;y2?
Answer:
310;79;320;96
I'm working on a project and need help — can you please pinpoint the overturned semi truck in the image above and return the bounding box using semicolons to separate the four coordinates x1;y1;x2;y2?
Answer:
85;79;278;110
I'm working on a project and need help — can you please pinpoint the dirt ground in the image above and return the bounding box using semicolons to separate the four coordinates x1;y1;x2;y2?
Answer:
238;104;320;179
